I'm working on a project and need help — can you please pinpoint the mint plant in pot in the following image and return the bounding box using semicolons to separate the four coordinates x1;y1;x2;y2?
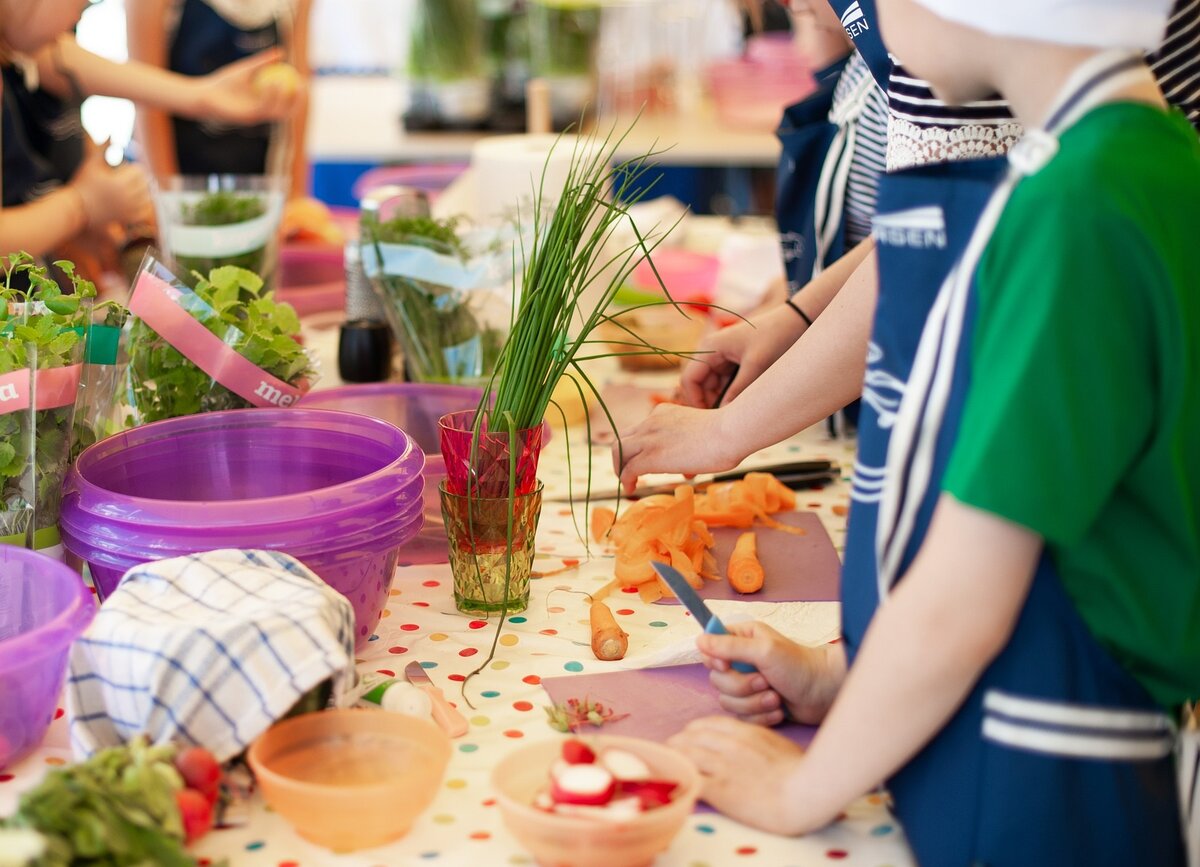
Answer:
361;213;507;386
124;254;316;426
153;175;286;290
0;254;93;553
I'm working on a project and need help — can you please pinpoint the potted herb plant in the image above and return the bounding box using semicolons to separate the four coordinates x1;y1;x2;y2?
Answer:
124;255;316;426
0;254;93;553
407;0;491;128
361;213;507;386
528;0;602;126
153;175;286;290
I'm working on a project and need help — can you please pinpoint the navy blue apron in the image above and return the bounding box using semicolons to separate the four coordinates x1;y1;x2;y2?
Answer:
843;53;1186;865
169;0;279;175
775;56;849;291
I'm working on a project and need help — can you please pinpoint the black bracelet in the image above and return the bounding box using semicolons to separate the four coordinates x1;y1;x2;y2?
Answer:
786;296;814;327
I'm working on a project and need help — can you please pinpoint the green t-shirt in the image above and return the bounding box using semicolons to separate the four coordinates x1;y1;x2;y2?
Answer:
943;103;1200;710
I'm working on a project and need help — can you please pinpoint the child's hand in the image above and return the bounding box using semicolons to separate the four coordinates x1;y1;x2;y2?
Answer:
697;621;844;725
612;402;743;495
195;48;302;125
678;302;807;408
668;715;825;835
71;141;153;232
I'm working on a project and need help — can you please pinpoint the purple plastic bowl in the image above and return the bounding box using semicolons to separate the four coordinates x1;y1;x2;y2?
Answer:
298;383;483;564
60;409;424;649
0;546;95;770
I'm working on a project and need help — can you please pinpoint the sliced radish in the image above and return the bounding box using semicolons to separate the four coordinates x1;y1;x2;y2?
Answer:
550;764;616;806
600;748;651;781
561;739;596;765
554;795;642;822
619;779;678;810
550;759;571;781
533;790;555;812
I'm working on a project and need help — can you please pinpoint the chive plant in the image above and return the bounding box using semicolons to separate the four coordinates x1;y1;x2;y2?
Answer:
459;121;709;699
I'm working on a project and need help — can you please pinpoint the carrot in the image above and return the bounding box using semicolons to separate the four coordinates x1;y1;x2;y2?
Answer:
590;600;629;661
727;531;764;594
591;506;616;543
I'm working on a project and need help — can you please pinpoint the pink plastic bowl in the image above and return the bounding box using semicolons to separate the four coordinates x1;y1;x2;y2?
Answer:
630;249;720;308
60;409;423;650
706;58;815;131
0;546;95;769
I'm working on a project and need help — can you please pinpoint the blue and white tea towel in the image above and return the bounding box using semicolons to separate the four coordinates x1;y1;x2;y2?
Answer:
66;549;355;762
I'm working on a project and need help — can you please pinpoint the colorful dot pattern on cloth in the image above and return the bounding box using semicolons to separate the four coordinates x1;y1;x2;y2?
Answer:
0;394;910;866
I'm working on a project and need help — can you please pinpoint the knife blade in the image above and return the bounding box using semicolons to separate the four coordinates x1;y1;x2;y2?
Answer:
404;661;469;737
546;461;838;503
650;562;755;674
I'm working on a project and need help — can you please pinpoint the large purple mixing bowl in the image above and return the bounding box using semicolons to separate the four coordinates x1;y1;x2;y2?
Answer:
60;409;423;649
0;546;95;769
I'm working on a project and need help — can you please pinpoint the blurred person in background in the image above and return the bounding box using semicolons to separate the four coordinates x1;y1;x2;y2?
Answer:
0;0;296;287
127;0;312;197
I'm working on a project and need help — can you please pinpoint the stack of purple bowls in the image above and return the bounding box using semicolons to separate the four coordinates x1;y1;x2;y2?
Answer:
60;409;424;649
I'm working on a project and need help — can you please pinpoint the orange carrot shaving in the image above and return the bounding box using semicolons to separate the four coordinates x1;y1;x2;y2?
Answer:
590;507;616;543
727;531;764;594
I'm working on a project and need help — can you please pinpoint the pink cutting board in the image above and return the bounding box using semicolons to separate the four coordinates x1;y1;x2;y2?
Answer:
541;664;817;750
656;510;841;605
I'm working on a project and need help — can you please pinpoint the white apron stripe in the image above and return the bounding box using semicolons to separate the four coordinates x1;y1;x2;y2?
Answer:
983;717;1175;761
984;689;1173;733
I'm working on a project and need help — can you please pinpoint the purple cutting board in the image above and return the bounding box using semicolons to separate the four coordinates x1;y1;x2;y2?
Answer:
656;510;840;604
542;664;817;748
542;664;817;812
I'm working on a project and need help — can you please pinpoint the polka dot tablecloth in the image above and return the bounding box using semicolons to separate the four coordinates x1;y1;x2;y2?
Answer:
0;385;914;867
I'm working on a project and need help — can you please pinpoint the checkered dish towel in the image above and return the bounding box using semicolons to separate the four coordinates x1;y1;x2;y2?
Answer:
67;549;356;762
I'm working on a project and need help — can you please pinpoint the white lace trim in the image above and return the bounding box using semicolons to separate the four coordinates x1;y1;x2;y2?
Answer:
886;116;1026;172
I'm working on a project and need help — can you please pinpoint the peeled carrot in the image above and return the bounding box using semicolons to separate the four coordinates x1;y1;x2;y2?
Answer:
727;531;764;594
591;506;616;543
590;600;629;661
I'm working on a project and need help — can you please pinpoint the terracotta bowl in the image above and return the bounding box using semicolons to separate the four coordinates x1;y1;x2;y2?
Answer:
247;708;451;851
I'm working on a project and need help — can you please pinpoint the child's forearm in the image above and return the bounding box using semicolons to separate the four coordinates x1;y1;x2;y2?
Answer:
37;37;204;117
722;246;878;458
782;495;1042;833
0;187;89;258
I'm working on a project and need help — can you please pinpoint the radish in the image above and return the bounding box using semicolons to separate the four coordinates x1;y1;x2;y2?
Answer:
561;739;596;765
620;780;678;810
174;746;221;805
599;748;650;781
554;795;642;822
534;790;555;812
550;764;616;806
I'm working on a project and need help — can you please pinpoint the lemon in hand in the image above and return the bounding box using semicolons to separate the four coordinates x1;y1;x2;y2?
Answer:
254;62;301;97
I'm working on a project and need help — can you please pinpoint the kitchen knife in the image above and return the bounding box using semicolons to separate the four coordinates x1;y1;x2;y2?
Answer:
546;460;839;503
649;561;756;674
404;661;469;737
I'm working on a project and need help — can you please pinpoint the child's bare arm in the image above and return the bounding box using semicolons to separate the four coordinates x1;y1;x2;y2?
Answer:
669;493;1042;834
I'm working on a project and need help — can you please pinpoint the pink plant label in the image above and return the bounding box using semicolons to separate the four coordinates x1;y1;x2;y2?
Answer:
0;364;82;416
130;271;307;408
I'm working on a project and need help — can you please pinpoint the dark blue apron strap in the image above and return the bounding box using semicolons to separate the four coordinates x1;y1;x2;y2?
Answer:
824;0;890;92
